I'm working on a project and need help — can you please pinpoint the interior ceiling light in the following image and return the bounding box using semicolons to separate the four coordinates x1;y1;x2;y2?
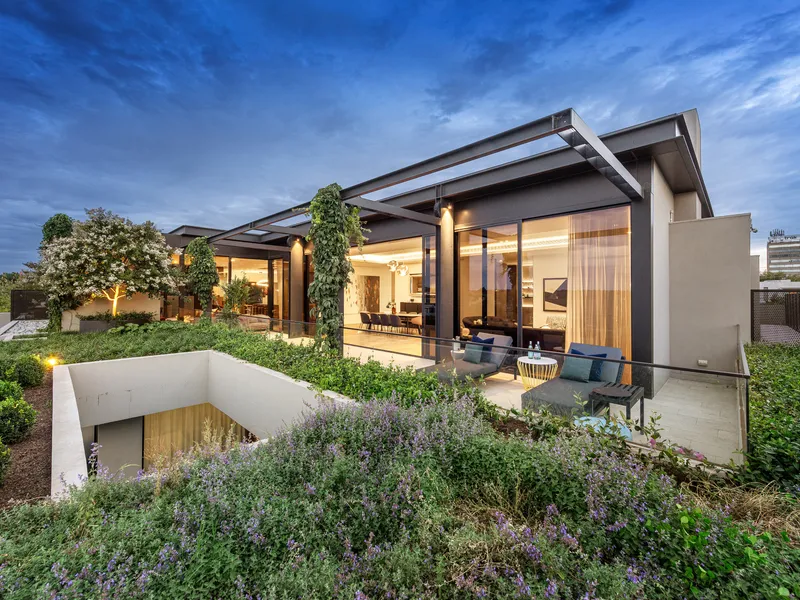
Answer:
387;259;398;271
398;263;409;276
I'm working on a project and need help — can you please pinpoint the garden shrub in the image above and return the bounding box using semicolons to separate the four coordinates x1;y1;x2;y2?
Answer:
741;344;800;490
0;397;37;444
77;310;155;324
0;399;797;599
0;355;45;388
0;379;24;402
0;440;9;486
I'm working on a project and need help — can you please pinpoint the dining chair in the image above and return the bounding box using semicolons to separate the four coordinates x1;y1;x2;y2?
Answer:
369;313;382;331
389;313;404;333
379;313;392;332
359;312;371;330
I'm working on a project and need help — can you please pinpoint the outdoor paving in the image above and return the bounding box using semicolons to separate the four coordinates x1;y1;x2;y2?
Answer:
266;331;744;466
0;319;47;341
759;324;800;344
479;373;743;465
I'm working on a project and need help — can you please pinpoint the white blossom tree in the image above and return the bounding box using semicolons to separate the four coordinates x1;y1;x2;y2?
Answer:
40;208;178;317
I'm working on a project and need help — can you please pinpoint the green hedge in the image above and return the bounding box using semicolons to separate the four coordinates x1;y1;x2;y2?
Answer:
0;355;45;388
741;344;800;489
0;439;9;486
0;380;23;402
0;397;37;444
76;310;155;324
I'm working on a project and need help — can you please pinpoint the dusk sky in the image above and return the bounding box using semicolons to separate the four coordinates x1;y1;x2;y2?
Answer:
1;0;798;272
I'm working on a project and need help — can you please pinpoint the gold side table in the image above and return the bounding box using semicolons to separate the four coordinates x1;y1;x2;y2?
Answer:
517;356;558;391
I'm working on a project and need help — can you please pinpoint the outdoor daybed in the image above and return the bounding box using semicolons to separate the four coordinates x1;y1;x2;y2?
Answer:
422;332;513;383
521;342;624;415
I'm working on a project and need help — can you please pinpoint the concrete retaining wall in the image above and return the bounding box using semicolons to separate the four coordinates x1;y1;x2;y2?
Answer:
52;351;353;497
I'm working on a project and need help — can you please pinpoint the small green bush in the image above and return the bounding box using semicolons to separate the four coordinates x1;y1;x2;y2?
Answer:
0;355;45;388
0;397;37;444
0;379;23;402
0;439;10;486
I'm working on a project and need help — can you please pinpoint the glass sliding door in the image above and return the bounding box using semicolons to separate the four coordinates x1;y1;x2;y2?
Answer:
422;234;436;358
519;206;631;375
458;224;519;345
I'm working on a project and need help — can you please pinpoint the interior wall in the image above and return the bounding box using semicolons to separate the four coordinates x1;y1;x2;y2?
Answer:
344;263;393;324
96;417;143;479
652;161;675;392
526;249;568;328
669;214;751;371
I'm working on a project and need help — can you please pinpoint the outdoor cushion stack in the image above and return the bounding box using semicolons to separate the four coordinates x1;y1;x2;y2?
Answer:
521;342;624;415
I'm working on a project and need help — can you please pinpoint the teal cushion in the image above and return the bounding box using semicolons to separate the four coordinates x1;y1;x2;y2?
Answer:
464;335;494;364
570;349;607;381
559;355;592;382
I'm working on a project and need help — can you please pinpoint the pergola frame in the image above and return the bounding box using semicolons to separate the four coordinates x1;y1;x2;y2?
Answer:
206;108;642;246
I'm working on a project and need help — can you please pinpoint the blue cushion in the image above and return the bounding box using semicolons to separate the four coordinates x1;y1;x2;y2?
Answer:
568;343;623;383
570;349;607;381
464;335;494;364
559;354;592;382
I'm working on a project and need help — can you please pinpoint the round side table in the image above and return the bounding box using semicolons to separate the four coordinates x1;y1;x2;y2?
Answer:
517;356;558;391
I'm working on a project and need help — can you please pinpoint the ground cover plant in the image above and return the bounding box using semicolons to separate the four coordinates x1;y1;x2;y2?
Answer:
0;398;797;599
741;344;800;492
0;321;495;416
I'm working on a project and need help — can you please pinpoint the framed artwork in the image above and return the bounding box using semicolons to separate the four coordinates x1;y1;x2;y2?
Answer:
543;278;567;312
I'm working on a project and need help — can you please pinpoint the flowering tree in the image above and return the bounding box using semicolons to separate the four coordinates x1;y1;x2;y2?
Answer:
40;208;178;317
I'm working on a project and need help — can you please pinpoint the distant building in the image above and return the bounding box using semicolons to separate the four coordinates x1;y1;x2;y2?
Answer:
767;229;800;275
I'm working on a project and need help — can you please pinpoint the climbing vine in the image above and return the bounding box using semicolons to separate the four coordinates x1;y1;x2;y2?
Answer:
184;237;219;315
305;183;366;350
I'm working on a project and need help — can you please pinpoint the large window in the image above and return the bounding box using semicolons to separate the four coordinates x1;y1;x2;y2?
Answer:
457;206;631;362
458;225;519;344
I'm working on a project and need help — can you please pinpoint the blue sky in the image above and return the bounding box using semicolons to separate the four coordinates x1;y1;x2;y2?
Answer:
1;0;798;272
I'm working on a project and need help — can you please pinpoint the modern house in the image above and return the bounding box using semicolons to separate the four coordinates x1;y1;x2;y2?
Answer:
161;108;751;394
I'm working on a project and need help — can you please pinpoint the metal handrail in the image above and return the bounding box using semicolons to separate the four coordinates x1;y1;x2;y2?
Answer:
339;324;749;379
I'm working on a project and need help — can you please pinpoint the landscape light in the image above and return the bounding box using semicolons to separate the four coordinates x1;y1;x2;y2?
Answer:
47;357;59;367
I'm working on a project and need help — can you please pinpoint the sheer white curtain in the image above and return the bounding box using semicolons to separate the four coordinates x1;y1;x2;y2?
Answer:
566;207;632;376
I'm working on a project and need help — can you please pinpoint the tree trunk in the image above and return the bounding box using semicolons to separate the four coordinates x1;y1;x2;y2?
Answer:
111;285;120;317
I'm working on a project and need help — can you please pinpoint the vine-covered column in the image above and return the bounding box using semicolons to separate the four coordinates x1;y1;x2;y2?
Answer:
305;183;366;351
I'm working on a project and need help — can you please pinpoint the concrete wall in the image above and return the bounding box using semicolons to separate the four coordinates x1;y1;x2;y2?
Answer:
0;312;9;327
669;214;751;371
750;255;760;289
61;293;162;332
207;351;350;439
674;192;701;221
69;351;209;426
52;351;352;496
652;162;674;391
52;366;89;497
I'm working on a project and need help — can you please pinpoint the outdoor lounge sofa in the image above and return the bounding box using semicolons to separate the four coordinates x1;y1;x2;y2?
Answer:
421;332;513;383
521;342;624;415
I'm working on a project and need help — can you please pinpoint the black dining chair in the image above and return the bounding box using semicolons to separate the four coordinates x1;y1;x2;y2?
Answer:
389;313;404;333
369;313;382;331
360;312;371;330
379;313;392;332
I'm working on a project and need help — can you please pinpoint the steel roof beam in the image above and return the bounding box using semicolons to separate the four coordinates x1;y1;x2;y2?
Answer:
344;196;440;226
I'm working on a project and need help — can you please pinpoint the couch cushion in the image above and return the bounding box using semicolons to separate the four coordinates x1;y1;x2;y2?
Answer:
521;378;600;415
559;354;592;382
570;348;607;381
475;332;513;367
464;335;494;364
568;343;623;383
421;359;498;383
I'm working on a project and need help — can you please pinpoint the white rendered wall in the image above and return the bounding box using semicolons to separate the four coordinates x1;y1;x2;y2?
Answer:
652;161;674;392
53;351;352;496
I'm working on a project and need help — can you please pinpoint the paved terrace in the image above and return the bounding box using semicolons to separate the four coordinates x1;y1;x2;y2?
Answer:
267;329;745;466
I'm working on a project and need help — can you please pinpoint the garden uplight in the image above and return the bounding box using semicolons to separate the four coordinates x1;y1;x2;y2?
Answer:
46;357;59;367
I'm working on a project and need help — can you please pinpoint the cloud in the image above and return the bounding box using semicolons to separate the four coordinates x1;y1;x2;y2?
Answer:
0;0;798;271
